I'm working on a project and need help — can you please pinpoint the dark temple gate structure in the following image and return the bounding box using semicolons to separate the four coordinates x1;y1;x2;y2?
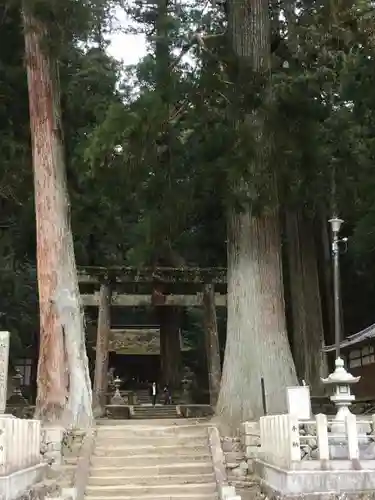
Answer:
78;266;227;415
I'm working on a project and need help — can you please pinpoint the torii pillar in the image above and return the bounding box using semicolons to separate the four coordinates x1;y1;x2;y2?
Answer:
203;284;221;407
93;282;112;417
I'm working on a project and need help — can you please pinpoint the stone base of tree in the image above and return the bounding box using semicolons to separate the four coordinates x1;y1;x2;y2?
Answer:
41;426;64;466
13;472;61;500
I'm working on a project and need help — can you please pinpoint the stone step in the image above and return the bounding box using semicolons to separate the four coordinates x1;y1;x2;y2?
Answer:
93;444;209;457
95;435;208;447
132;410;178;416
89;463;214;477
133;405;176;409
132;411;178;415
90;419;217;500
64;457;79;465
229;480;259;490
96;418;208;426
136;396;151;400
88;473;215;486
91;454;211;467
96;424;209;438
131;415;178;420
85;495;218;500
134;406;177;418
85;483;217;497
134;406;177;417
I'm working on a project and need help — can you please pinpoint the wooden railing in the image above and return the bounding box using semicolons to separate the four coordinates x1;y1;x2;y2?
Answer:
0;416;41;475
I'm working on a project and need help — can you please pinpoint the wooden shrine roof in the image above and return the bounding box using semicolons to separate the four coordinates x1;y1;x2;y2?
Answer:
323;322;375;352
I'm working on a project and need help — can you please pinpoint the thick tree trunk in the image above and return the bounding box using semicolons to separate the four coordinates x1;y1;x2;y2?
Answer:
23;9;92;427
217;212;297;429
93;283;112;416
203;284;221;407
286;211;328;393
216;0;297;432
158;307;182;389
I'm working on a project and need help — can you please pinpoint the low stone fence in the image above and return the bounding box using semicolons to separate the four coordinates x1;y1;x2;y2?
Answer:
255;412;375;497
259;413;375;466
259;414;300;467
0;415;45;500
0;416;41;475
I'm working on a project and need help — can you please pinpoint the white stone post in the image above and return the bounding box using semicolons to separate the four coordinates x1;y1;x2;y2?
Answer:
371;414;375;436
0;418;6;475
316;413;329;460
0;331;10;415
42;426;64;465
346;413;359;460
222;486;236;499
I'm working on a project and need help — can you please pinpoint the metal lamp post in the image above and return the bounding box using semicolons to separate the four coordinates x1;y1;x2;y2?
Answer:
322;217;360;441
329;217;344;360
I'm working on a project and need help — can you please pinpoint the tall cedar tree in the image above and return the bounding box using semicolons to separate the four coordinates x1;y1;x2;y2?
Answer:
23;4;92;427
216;0;297;431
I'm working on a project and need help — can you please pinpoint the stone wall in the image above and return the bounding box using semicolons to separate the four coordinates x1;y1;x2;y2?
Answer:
14;479;61;500
239;421;261;473
220;421;261;496
221;436;248;488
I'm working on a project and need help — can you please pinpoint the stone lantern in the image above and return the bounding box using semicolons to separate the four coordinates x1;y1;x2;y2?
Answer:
321;357;360;442
110;375;125;405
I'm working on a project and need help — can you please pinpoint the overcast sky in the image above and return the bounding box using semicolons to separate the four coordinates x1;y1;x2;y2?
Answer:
106;7;147;65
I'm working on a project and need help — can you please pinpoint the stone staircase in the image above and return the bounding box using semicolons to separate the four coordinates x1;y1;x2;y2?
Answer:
134;389;180;406
134;390;150;405
132;405;179;419
85;419;218;500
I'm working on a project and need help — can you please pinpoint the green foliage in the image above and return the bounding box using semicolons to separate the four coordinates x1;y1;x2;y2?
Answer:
85;0;375;335
0;266;38;357
3;0;375;357
0;0;126;353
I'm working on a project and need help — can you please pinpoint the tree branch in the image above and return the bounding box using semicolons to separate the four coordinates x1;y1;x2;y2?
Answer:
169;32;225;70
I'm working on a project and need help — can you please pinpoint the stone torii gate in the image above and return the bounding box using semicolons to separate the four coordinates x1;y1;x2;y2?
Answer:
78;266;227;415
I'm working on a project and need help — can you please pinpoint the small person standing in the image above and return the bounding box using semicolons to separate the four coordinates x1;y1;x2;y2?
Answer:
163;385;171;405
151;381;157;406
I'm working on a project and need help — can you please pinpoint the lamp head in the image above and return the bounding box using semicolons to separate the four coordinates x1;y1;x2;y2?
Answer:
329;217;344;233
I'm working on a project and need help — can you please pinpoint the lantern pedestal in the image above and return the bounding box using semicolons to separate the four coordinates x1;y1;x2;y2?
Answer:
321;357;360;444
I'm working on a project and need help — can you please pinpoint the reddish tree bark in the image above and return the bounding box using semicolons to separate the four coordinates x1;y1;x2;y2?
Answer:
23;8;92;426
23;10;67;421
